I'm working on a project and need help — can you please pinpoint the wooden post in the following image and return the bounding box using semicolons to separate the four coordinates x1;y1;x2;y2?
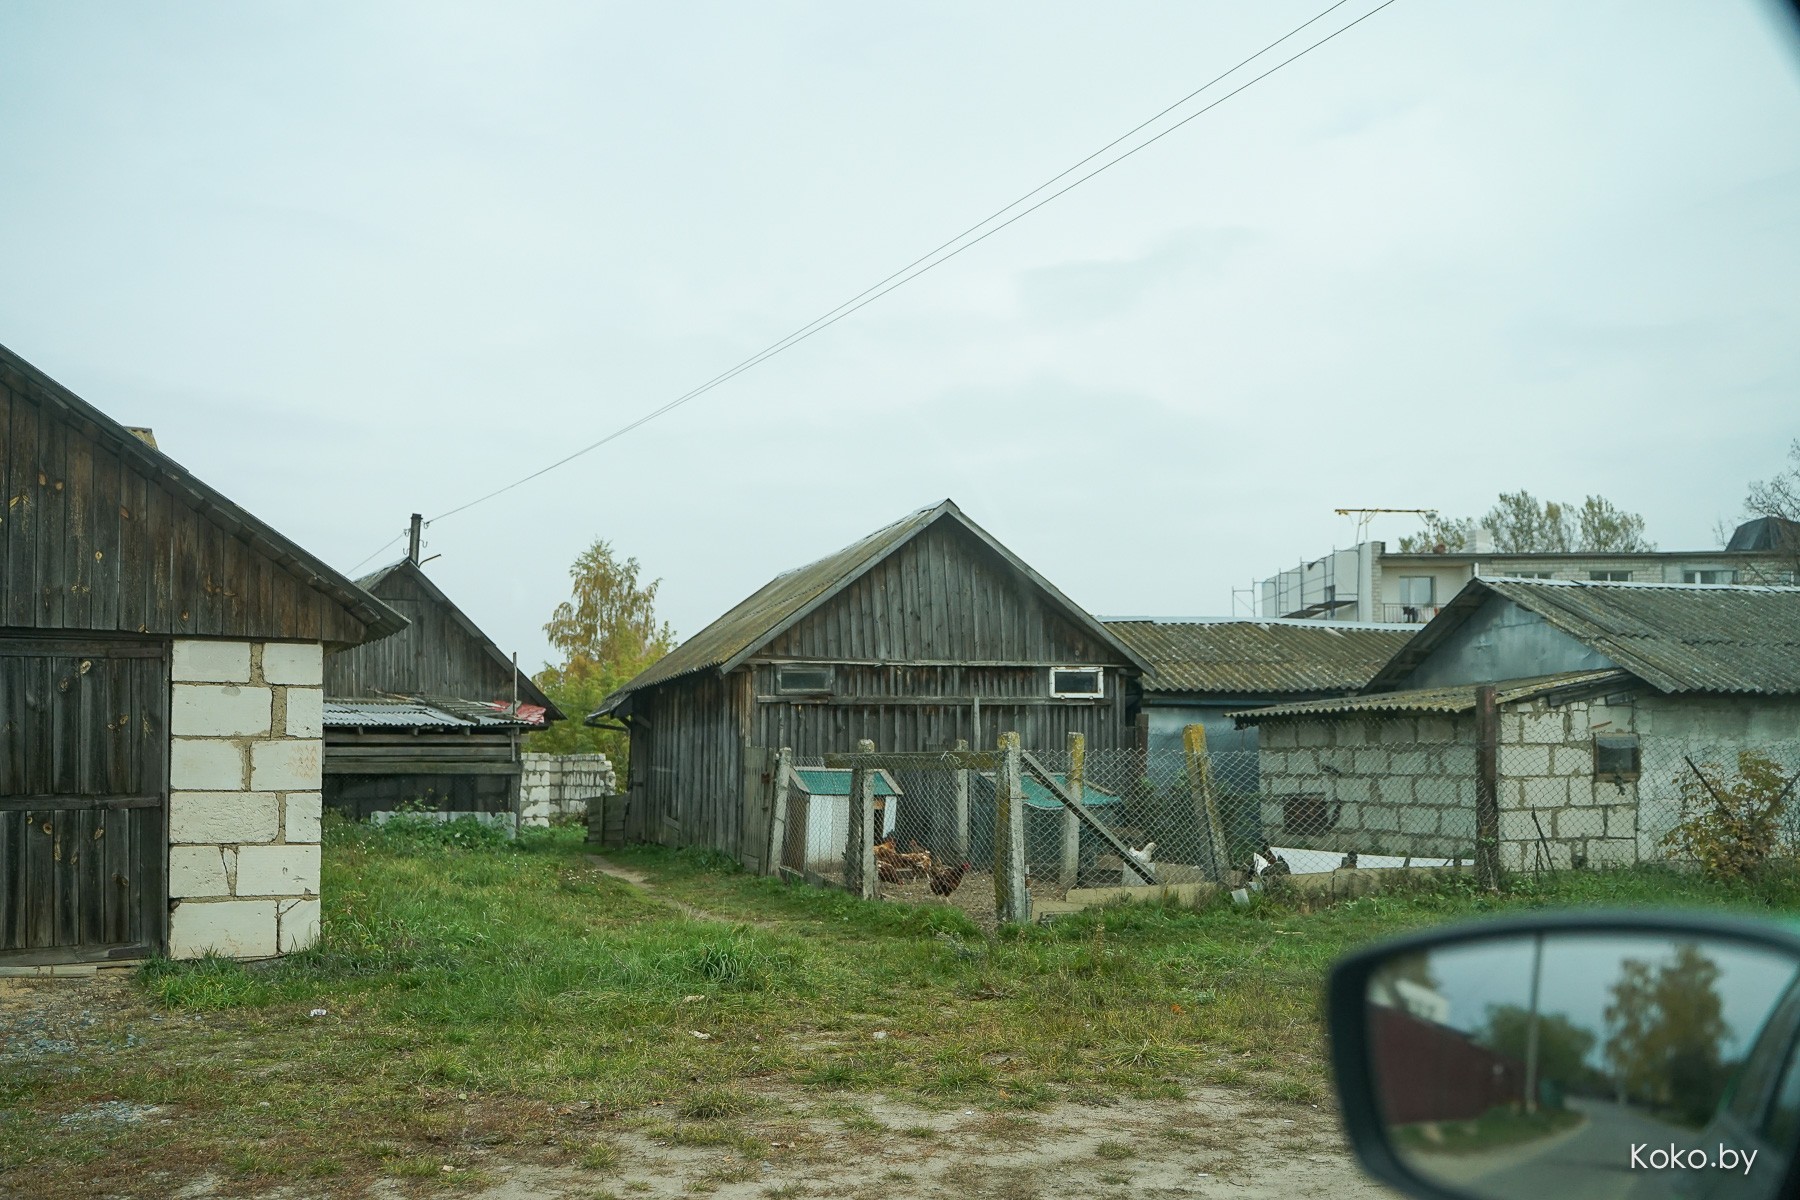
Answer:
994;732;1029;923
1183;724;1230;882
1060;732;1085;890
767;747;793;876
1474;685;1501;891
844;738;878;900
953;737;971;860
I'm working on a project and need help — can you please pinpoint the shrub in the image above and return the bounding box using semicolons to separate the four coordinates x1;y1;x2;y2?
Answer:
1661;751;1798;882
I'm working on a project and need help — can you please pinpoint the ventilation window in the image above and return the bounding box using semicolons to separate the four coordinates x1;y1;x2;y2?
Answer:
775;665;833;695
1594;734;1641;782
1050;667;1104;699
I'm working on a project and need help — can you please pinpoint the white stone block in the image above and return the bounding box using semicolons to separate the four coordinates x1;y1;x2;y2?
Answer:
1499;745;1551;777
284;687;323;738
171;684;272;737
278;898;321;953
172;640;252;683
235;844;321;897
1522;713;1567;744
250;740;321;791
284;793;323;843
169;846;236;897
169;899;278;959
262;642;323;686
169;740;246;791
170;792;281;844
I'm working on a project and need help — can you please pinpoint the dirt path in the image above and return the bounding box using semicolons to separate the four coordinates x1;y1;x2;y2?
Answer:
582;854;728;925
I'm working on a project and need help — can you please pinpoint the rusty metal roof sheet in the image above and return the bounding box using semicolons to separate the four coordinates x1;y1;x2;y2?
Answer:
592;500;1150;717
324;697;538;729
1230;669;1631;724
1104;619;1416;696
1370;579;1800;696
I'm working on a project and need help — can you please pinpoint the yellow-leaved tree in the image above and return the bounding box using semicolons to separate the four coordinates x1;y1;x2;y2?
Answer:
527;538;675;780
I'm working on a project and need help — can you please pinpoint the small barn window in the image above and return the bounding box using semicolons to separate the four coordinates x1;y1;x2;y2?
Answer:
1594;733;1640;782
1050;667;1104;699
775;665;834;695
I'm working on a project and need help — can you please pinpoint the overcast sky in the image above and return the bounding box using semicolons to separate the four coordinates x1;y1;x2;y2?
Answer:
3;1;1798;671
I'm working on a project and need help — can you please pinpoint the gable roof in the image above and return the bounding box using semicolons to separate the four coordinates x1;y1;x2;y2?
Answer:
1;342;404;645
1103;618;1416;696
1369;577;1800;696
1232;669;1632;724
350;557;563;720
595;500;1150;713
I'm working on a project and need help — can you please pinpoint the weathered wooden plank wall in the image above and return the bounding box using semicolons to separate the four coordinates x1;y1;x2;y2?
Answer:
0;637;168;962
323;568;522;701
0;374;368;643
623;518;1138;857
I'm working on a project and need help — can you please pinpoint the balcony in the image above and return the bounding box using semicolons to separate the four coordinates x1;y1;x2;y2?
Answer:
1383;603;1443;624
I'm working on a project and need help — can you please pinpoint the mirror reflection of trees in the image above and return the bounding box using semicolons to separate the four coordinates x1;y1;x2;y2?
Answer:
1604;942;1732;1127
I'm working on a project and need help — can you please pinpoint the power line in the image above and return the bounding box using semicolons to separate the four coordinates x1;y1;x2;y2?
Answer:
350;0;1399;565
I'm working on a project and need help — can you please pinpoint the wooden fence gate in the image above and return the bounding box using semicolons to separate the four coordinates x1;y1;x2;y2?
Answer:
0;636;170;965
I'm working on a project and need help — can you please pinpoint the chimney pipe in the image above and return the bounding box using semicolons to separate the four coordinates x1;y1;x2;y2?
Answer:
407;513;423;564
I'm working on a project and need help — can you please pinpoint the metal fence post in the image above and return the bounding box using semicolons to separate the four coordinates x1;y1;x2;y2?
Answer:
994;731;1028;923
768;746;793;877
1474;686;1501;891
845;738;877;900
953;737;971;860
1183;724;1230;882
1061;731;1085;890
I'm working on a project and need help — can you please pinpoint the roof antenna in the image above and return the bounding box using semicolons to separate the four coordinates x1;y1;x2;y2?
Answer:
407;513;423;564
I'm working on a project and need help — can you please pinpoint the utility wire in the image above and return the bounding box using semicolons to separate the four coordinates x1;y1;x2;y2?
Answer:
349;0;1397;568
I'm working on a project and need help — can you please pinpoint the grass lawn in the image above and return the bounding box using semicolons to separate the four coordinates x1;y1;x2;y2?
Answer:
4;816;1799;1196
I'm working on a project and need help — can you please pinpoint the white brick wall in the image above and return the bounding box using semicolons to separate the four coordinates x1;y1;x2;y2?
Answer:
166;639;325;961
518;753;617;827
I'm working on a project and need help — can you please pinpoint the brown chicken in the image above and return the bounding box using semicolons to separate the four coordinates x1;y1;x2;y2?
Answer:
928;861;970;897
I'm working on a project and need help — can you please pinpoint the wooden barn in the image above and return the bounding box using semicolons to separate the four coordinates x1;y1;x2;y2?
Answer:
0;343;405;965
322;523;564;822
589;500;1150;865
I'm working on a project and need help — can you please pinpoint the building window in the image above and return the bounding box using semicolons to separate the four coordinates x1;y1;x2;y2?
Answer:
1590;570;1632;582
1397;576;1435;606
775;665;833;695
1684;569;1737;585
1594;733;1641;782
1509;571;1554;579
1050;667;1104;699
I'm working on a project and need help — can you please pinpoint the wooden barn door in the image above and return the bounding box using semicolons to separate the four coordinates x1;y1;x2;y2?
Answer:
0;637;169;965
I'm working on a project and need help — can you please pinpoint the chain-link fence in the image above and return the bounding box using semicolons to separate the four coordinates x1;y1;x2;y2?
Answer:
759;715;1800;924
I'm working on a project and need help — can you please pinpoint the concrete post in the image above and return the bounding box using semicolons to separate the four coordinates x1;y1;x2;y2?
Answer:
1060;731;1085;890
994;732;1029;923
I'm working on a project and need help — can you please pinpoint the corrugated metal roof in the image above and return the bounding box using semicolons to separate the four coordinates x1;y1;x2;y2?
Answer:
792;767;903;797
593;500;1151;716
1370;579;1800;696
1104;619;1416;695
323;697;537;729
1230;669;1631;724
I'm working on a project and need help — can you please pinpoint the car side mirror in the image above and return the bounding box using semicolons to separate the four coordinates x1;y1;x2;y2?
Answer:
1326;912;1800;1200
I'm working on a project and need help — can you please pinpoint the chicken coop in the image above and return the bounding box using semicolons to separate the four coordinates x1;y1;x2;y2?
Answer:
780;766;902;872
966;770;1124;886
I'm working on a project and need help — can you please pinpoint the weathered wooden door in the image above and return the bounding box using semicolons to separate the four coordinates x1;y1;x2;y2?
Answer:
0;637;169;964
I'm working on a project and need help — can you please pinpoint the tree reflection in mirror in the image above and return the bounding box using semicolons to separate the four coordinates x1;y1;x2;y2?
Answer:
1366;934;1800;1200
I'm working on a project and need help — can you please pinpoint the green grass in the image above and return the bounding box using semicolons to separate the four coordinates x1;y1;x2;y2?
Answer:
7;815;1800;1195
1394;1105;1586;1156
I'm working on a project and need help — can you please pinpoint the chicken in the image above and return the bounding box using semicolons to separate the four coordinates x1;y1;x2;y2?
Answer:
899;840;935;878
1257;841;1292;877
1121;841;1157;885
928;861;970;897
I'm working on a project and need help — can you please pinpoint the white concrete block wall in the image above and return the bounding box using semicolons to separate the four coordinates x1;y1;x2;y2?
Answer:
1494;696;1636;871
518;753;617;827
167;639;325;961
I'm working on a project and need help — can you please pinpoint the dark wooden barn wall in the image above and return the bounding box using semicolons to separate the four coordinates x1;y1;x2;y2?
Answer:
0;377;368;644
761;521;1117;664
1;636;169;963
625;670;745;852
324;570;519;701
746;664;1132;756
623;519;1136;858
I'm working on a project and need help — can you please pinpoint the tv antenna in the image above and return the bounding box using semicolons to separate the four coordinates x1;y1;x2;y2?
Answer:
1335;508;1437;543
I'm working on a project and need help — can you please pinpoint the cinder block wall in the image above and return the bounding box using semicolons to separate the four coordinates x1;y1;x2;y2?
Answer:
1257;716;1478;858
167;639;323;960
1494;696;1637;870
518;753;616;827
